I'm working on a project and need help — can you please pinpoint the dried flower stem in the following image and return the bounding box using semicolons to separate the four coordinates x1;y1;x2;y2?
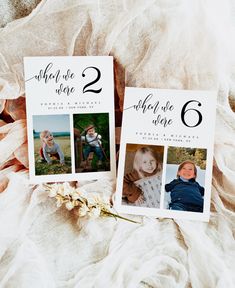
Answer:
44;182;140;224
101;210;141;224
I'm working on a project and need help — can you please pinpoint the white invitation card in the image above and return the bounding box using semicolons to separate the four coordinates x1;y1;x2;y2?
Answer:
24;56;116;183
115;87;217;221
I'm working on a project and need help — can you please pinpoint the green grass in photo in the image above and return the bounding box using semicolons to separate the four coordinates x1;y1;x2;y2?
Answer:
34;136;72;175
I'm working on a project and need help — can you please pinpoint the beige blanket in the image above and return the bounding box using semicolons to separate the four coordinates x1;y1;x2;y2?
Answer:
0;1;235;287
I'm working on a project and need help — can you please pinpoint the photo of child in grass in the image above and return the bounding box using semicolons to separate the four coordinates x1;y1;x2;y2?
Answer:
73;113;110;172
33;114;72;175
164;146;207;213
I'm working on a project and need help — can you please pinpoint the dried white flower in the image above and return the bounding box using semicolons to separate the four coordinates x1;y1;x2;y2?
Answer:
56;182;71;196
65;201;75;211
56;196;64;208
75;187;87;198
78;204;89;217
71;191;80;200
48;187;58;197
57;185;66;196
86;193;104;206
89;207;101;218
45;182;139;224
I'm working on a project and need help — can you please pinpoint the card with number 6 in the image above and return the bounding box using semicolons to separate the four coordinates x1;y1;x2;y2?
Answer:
115;87;216;222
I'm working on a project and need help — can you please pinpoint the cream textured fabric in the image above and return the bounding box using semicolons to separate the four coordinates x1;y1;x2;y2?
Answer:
0;1;235;287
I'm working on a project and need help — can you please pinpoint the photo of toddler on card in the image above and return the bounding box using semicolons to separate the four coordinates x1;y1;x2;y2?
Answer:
33;114;72;176
122;144;164;208
81;124;104;166
73;113;110;173
164;146;206;213
39;130;64;164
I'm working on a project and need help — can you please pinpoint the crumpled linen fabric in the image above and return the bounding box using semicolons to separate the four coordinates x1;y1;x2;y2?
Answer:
0;0;235;287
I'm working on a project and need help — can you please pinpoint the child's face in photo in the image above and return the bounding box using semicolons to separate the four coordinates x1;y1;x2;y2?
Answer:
87;128;95;136
140;152;157;174
178;163;195;180
43;131;54;145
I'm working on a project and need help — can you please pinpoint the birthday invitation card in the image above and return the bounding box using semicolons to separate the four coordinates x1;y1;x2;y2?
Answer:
115;88;217;221
24;56;116;183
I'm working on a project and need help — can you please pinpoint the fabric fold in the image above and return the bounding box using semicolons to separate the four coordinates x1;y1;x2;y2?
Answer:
0;0;235;287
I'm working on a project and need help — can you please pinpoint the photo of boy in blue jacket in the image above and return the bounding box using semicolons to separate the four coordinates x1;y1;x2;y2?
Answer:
165;160;204;212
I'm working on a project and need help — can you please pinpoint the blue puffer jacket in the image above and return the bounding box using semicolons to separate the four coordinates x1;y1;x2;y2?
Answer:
165;178;204;207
